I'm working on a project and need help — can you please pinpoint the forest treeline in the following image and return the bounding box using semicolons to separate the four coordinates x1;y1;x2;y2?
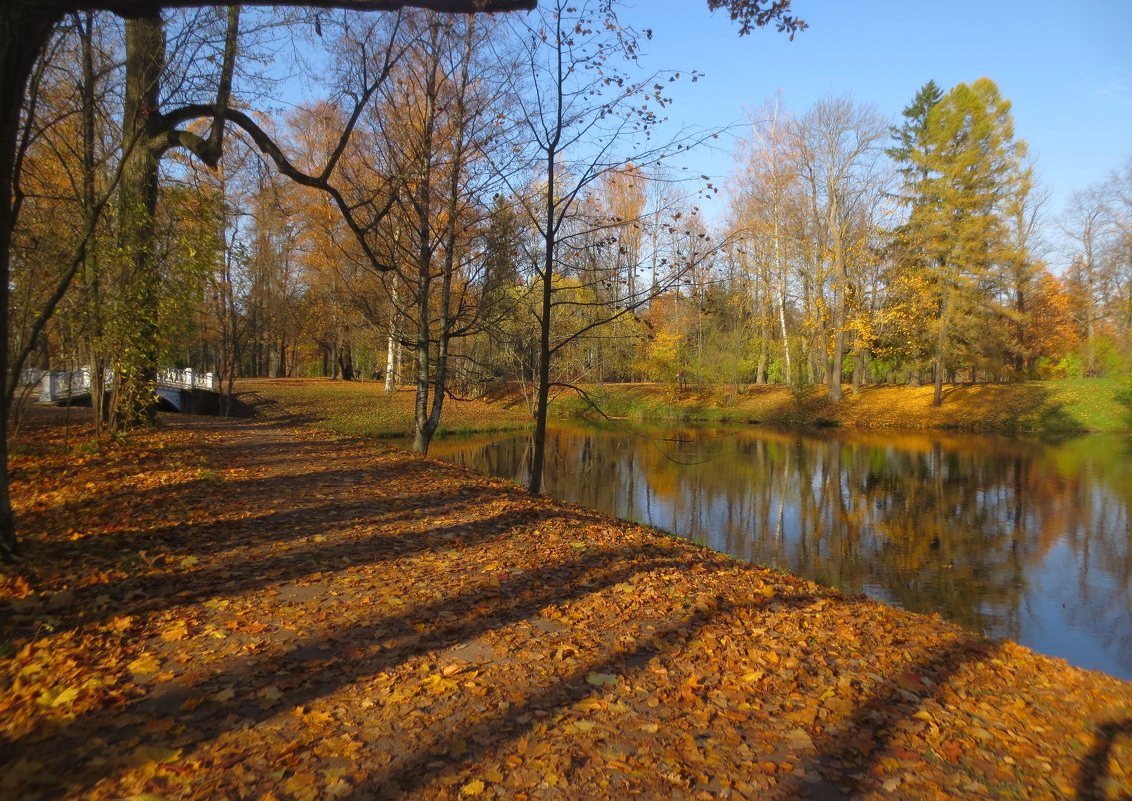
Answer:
11;1;1131;444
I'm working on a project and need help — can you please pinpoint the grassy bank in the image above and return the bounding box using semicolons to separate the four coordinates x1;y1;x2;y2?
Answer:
551;378;1132;433
237;378;531;439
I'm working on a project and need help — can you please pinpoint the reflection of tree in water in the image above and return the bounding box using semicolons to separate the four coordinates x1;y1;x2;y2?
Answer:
428;424;1132;676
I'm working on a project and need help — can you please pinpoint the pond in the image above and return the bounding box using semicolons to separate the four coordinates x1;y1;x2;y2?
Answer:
425;422;1132;679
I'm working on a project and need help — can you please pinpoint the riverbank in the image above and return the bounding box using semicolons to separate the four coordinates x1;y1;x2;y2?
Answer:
2;408;1131;800
551;378;1132;433
230;376;1132;441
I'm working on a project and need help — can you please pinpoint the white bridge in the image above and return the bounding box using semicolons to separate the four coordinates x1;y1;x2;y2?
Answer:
32;367;218;413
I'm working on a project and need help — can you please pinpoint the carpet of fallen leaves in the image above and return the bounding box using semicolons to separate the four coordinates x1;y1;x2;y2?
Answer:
3;410;1132;801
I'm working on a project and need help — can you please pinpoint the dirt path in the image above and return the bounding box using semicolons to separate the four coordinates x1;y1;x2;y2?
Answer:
2;414;1131;800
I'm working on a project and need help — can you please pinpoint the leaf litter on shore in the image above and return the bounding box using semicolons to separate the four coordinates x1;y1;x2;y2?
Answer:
2;412;1131;800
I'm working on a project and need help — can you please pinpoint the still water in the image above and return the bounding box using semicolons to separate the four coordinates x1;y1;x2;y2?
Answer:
426;422;1132;679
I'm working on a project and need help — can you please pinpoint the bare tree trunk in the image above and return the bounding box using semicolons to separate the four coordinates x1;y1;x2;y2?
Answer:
529;147;556;497
411;283;431;452
851;347;866;395
774;219;791;385
385;276;399;393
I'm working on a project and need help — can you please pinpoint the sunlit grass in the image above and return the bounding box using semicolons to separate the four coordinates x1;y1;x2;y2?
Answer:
549;378;1132;433
238;378;531;439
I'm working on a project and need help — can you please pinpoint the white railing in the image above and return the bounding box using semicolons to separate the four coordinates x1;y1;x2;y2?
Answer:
157;367;216;392
40;368;93;402
18;368;45;387
38;366;216;402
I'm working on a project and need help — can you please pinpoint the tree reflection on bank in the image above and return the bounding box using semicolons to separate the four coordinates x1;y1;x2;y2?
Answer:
427;423;1132;678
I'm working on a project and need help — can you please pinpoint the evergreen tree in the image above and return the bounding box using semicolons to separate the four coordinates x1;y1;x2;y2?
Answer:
887;79;942;186
890;78;1026;405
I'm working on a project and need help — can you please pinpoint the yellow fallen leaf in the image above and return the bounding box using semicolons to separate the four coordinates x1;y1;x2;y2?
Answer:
126;744;182;769
128;653;160;676
161;623;188;642
50;686;80;708
461;779;485;796
585;672;619;688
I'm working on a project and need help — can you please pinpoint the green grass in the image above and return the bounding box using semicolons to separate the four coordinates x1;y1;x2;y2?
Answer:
549;383;762;424
1037;377;1132;432
549;378;1132;433
238;377;1132;437
238;378;531;439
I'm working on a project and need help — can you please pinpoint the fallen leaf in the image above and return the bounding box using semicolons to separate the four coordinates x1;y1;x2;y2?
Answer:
461;779;485;796
585;672;619;688
128;653;160;676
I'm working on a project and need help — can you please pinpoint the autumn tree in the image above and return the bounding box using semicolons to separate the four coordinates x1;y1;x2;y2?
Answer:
790;95;888;400
1001;158;1048;374
1060;165;1132;376
505;0;800;496
0;0;535;560
729;98;799;384
372;12;506;453
889;78;1027;406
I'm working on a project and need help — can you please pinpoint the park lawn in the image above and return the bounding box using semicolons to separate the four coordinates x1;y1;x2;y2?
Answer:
237;377;531;439
2;406;1131;801
551;378;1132;433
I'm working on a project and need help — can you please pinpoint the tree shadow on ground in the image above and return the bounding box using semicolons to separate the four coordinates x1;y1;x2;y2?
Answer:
344;599;775;800
937;383;1075;430
1078;718;1132;801
5;539;732;799
780;637;999;799
14;500;566;637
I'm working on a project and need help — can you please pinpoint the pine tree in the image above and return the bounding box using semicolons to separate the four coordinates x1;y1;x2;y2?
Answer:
890;78;1026;405
887;80;942;187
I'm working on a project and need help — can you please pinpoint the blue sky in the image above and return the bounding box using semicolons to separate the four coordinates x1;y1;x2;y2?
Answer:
615;0;1132;249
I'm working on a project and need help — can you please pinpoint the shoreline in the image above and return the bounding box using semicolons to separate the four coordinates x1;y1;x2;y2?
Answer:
3;412;1131;799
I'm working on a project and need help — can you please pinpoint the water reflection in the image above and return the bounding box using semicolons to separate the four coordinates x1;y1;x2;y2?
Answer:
426;423;1132;679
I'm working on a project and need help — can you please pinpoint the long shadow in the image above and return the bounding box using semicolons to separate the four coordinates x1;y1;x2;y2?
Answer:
1077;718;1132;801
16;496;596;639
30;466;510;565
6;541;725;799
777;634;999;799
26;452;439;527
347;595;809;800
22;432;529;569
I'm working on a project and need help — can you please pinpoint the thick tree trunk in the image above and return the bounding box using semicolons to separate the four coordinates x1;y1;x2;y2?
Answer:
113;13;164;428
851;347;866;395
933;356;944;407
828;333;844;403
339;338;354;380
0;6;57;556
